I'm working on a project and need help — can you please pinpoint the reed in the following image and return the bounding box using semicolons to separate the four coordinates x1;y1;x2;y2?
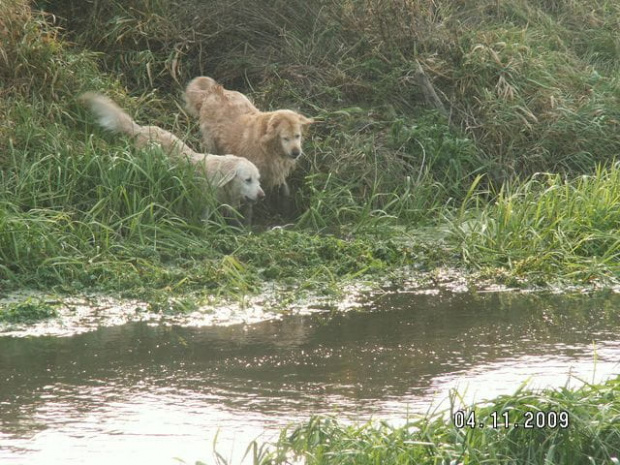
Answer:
450;164;620;282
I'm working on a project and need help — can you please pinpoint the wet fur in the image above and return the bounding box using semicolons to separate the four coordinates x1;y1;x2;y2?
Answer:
185;76;313;193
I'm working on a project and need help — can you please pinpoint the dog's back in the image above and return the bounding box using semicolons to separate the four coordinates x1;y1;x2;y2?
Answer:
185;76;258;122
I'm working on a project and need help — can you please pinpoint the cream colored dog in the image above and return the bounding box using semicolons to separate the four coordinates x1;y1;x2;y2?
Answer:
80;92;265;214
184;76;313;196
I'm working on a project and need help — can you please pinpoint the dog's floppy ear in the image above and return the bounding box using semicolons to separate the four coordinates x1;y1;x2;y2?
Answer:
260;113;282;145
214;158;239;188
216;169;237;188
299;115;314;125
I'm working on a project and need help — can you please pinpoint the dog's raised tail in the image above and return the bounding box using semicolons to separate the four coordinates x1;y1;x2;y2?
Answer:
80;92;141;136
184;76;218;117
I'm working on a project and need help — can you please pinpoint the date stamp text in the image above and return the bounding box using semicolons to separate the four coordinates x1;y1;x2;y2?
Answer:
453;410;570;429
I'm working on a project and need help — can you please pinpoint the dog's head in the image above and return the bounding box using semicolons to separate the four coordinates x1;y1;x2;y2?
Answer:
263;110;314;160
217;157;265;205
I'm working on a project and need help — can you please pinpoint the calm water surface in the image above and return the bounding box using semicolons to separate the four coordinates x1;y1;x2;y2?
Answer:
1;290;620;464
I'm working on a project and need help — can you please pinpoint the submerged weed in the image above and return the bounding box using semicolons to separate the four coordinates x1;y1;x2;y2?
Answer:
0;297;58;324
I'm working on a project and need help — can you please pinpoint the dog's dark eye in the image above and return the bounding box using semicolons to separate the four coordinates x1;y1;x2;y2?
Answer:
295;134;301;139
245;177;252;183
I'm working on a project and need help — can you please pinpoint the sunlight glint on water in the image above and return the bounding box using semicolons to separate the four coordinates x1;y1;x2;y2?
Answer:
1;290;620;464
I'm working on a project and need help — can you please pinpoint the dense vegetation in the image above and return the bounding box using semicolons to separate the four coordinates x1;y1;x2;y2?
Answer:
242;376;620;465
2;0;620;312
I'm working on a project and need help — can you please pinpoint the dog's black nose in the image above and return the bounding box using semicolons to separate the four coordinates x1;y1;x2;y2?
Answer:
290;149;301;159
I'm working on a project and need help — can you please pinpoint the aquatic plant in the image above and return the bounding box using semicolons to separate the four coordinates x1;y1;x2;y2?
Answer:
0;297;58;323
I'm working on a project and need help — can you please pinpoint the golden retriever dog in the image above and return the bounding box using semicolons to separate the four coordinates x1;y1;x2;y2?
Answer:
184;76;314;199
80;92;265;218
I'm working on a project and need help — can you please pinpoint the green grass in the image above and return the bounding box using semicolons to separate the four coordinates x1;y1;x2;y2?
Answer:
222;376;620;465
0;0;454;304
39;0;620;182
449;164;620;283
1;0;620;302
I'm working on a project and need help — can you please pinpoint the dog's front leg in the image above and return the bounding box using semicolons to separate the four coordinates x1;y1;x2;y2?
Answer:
274;182;295;219
242;203;254;226
279;181;290;198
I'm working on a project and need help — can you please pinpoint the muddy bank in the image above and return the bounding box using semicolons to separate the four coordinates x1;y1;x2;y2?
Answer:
3;268;619;338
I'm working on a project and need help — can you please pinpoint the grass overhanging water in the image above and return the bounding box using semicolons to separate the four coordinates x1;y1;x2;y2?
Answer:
450;165;620;283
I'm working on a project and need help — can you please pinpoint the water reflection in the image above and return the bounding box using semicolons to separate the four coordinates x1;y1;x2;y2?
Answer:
1;290;619;464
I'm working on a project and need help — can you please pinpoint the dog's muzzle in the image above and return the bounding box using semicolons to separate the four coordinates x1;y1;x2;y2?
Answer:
289;149;302;159
245;190;265;204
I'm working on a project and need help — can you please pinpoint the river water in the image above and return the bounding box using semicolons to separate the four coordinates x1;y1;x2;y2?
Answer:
1;289;619;464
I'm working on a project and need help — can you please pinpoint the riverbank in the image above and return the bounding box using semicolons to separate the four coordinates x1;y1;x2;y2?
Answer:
3;0;620;326
3;3;620;464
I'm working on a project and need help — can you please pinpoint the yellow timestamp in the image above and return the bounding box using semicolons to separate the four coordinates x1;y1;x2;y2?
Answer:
453;410;570;429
